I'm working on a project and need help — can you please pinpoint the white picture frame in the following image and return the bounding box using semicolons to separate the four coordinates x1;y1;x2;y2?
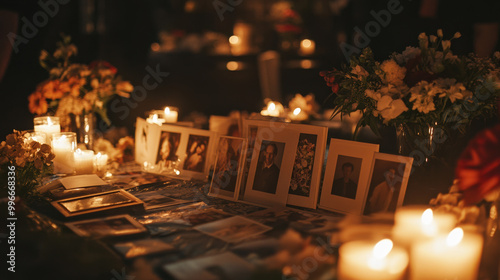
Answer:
362;152;413;216
145;121;217;180
209;136;247;201
242;120;327;208
319;139;379;215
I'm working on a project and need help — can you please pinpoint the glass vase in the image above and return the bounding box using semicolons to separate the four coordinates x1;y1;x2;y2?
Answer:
479;196;500;279
396;123;447;167
61;112;95;150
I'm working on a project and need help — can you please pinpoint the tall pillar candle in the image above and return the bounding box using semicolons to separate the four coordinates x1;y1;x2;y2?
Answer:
52;132;76;174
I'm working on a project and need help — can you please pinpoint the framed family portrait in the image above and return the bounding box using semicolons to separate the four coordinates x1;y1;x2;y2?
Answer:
319;139;379;215
209;136;247;201
362;153;413;216
65;214;147;238
242;120;327;208
51;189;144;218
144;122;217;180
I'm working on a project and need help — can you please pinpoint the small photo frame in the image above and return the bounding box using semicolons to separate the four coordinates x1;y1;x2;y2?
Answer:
51;189;144;218
243;120;327;208
113;238;175;259
135;117;153;165
145;122;217;180
131;190;189;210
362;153;413;216
319;139;379;215
65;214;147;238
194;215;272;243
209;136;247;201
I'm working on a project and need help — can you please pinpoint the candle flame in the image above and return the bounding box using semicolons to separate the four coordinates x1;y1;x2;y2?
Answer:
229;35;240;45
96;152;102;158
152;114;159;122
75;148;82;154
446;227;464;247
373;239;393;259
293;108;301;116
47;117;53;125
421;208;433;225
301;39;312;48
268;102;276;111
164;107;170;114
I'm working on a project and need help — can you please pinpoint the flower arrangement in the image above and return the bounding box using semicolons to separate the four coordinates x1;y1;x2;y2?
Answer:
28;35;133;127
320;30;500;138
289;138;316;196
0;130;55;199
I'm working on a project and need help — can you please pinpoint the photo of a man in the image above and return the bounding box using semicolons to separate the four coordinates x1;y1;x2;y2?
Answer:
252;141;284;194
331;155;362;199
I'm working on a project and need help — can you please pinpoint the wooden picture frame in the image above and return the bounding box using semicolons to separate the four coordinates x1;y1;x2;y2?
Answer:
319;139;379;215
362;153;413;216
51;189;144;218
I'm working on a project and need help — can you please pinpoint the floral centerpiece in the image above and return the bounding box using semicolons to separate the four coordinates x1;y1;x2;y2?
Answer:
28;35;133;129
0;130;54;199
320;30;500;157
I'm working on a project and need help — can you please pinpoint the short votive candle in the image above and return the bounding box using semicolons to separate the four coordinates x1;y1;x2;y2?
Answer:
74;149;95;174
34;116;61;143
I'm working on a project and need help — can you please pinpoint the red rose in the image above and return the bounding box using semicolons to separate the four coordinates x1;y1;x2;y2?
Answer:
456;124;500;204
89;60;117;74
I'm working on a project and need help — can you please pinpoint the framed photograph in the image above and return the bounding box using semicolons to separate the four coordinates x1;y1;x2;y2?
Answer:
194;215;272;243
146;123;217;180
362;153;413;215
135;117;153;165
242;119;327;208
51;189;144;218
163;252;254;280
131;190;189;210
319;139;379;215
113;238;175;259
65;214;147;238
209;136;247;201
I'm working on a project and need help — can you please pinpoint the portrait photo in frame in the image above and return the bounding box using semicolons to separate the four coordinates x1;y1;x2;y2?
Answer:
362;153;413;216
146;123;217;180
243;119;327;208
319;139;379;215
209;136;247;201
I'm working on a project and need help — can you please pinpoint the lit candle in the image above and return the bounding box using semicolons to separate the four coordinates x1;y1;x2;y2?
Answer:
51;132;76;174
163;106;178;123
411;227;483;280
299;39;315;56
338;239;409;280
260;101;284;117
94;152;109;172
24;131;47;144
393;206;457;249
147;110;165;125
288;107;308;121
74;149;94;174
229;35;242;55
34;116;61;143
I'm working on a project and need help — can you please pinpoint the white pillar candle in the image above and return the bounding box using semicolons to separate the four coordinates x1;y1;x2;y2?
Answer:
74;149;94;174
411;227;483;280
147;112;165;125
299;39;315;56
163;106;178;123
51;132;76;174
338;239;409;280
393;206;457;249
94;152;109;173
34;116;61;143
260;101;284;117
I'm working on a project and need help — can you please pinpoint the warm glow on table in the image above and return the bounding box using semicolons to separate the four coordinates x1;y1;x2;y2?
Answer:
338;239;408;280
411;227;483;280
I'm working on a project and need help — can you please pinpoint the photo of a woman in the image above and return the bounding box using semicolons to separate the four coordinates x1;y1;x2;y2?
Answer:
183;134;209;172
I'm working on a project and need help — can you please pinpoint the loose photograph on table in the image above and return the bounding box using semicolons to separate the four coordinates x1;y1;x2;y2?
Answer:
319;139;379;215
65;214;147;238
132;190;188;210
163;252;254;280
209;136;247;201
51;189;144;217
363;153;413;215
113;238;175;259
194;215;272;243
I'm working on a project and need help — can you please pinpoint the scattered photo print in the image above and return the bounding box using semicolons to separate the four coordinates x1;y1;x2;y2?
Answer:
59;192;133;213
113;238;175;259
183;134;210;172
289;133;317;197
195;216;272;243
163;252;254;280
132;190;189;210
246;208;321;228
66;215;147;238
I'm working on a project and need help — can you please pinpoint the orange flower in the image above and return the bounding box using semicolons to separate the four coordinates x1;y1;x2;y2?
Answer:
28;91;48;115
41;80;64;99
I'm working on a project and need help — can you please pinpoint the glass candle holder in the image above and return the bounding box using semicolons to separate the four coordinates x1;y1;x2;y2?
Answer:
51;132;76;174
163;106;178;123
23;131;47;145
34;116;61;143
74;149;95;174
